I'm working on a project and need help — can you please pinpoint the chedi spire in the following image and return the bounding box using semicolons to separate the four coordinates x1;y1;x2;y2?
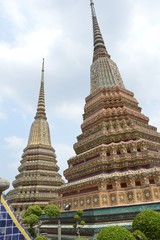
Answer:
90;0;125;92
55;0;160;215
7;60;64;215
90;0;110;60
35;58;46;120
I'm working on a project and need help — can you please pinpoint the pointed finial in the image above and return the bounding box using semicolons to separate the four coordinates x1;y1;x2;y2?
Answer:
90;0;110;61
90;0;96;17
35;58;47;120
41;58;44;82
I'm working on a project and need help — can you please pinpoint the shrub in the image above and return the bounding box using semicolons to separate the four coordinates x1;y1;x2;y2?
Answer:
132;230;148;240
132;210;160;240
97;226;136;240
22;205;42;238
76;210;83;216
44;204;60;218
80;220;85;226
73;209;85;238
23;205;42;218
24;214;39;227
74;214;80;221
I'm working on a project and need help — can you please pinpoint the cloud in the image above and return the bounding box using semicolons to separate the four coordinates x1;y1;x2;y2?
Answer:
54;102;83;121
0;0;90;120
4;136;26;171
0;112;7;120
111;1;160;130
7;161;20;173
4;136;26;152
1;0;160;190
3;136;26;190
121;10;160;59
54;143;75;181
1;0;27;31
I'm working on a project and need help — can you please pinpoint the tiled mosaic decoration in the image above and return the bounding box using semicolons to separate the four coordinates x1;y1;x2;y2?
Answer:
0;195;32;240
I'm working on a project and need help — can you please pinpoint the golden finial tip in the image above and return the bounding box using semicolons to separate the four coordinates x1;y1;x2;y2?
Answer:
42;58;45;72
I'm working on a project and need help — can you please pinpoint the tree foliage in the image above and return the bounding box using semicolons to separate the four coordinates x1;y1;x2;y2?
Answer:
132;230;148;240
23;213;39;227
74;214;80;221
132;210;160;240
23;205;42;218
22;205;43;238
76;210;83;216
27;227;35;238
44;204;60;218
73;210;85;238
80;220;85;226
97;226;136;240
23;204;60;238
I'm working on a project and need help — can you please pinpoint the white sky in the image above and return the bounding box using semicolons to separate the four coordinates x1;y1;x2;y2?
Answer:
1;0;160;191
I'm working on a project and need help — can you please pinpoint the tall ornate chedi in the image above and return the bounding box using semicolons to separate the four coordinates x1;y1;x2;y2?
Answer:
56;0;160;211
7;59;64;214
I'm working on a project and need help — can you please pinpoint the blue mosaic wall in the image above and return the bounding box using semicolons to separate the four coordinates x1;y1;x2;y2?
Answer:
0;196;32;240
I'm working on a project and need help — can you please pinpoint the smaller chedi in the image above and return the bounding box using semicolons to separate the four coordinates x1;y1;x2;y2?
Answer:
7;59;64;215
55;0;160;211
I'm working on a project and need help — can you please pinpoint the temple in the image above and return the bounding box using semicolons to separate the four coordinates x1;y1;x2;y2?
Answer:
7;59;64;215
55;0;160;211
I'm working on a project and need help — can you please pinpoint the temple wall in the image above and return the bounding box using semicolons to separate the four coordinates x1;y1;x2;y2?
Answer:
56;185;160;211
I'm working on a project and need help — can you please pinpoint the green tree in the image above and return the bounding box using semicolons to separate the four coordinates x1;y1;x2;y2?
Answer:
132;230;148;240
132;210;160;240
44;204;60;218
22;205;43;238
97;226;136;240
23;205;42;218
43;204;61;240
23;204;61;238
73;210;85;238
23;214;39;227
